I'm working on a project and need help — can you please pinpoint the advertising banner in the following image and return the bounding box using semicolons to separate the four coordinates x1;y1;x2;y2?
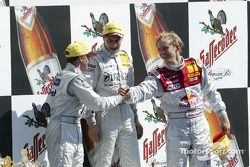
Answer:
189;1;248;89
10;6;70;95
0;1;247;167
136;98;167;167
189;2;247;166
13;6;61;95
12;95;49;166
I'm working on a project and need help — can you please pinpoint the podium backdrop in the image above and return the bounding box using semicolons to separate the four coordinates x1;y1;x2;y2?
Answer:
0;0;249;166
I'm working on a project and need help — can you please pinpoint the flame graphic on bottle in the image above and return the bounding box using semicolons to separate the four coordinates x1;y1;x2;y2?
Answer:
134;3;168;72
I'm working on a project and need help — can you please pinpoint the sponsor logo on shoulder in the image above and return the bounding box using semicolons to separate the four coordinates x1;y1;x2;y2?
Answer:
53;78;61;86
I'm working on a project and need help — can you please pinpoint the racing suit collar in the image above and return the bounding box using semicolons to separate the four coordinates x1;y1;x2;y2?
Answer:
65;63;83;74
102;44;120;58
164;57;184;71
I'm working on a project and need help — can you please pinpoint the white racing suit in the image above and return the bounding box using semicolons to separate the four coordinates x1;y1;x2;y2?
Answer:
85;46;140;167
45;63;122;167
129;58;227;167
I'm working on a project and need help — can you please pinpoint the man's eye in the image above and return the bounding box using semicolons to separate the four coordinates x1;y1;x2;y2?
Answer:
108;40;120;43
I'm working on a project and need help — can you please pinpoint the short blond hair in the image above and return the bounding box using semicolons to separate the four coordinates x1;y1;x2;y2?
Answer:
156;31;184;50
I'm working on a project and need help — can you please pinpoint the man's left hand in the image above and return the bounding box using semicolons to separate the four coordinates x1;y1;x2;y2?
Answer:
135;119;143;139
219;113;231;132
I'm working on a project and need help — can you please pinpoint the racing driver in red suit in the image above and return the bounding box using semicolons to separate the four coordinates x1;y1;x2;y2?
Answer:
119;31;231;167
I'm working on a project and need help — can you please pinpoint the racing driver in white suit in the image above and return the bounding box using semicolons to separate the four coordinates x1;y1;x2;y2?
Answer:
119;31;231;167
84;21;142;167
45;41;126;167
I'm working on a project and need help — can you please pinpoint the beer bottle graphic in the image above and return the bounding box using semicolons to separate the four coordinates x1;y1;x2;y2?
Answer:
134;3;168;72
203;106;222;139
14;6;61;95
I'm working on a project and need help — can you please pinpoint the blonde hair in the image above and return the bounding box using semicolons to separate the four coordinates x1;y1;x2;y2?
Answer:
156;31;184;51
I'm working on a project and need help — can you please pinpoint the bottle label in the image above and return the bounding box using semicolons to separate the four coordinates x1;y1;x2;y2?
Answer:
14;6;36;31
26;55;61;95
134;3;156;28
0;0;6;6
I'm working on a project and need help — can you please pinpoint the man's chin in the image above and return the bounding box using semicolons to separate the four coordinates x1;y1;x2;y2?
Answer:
110;49;120;54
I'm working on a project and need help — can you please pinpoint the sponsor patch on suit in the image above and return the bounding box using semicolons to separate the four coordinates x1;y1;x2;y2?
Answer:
53;78;61;86
120;53;132;68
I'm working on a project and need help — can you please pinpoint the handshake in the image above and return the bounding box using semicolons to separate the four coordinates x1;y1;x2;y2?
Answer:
118;87;131;101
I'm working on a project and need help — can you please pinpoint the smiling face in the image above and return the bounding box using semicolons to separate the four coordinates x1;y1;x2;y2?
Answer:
157;40;178;63
156;31;184;65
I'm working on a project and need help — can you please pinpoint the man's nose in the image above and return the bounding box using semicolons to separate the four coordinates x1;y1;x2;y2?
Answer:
159;49;166;54
112;42;118;46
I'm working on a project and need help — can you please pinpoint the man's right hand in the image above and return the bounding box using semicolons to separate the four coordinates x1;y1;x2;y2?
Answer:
118;87;131;101
87;122;100;143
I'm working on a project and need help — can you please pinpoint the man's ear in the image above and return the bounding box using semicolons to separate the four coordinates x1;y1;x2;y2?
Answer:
176;45;182;53
78;56;83;62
